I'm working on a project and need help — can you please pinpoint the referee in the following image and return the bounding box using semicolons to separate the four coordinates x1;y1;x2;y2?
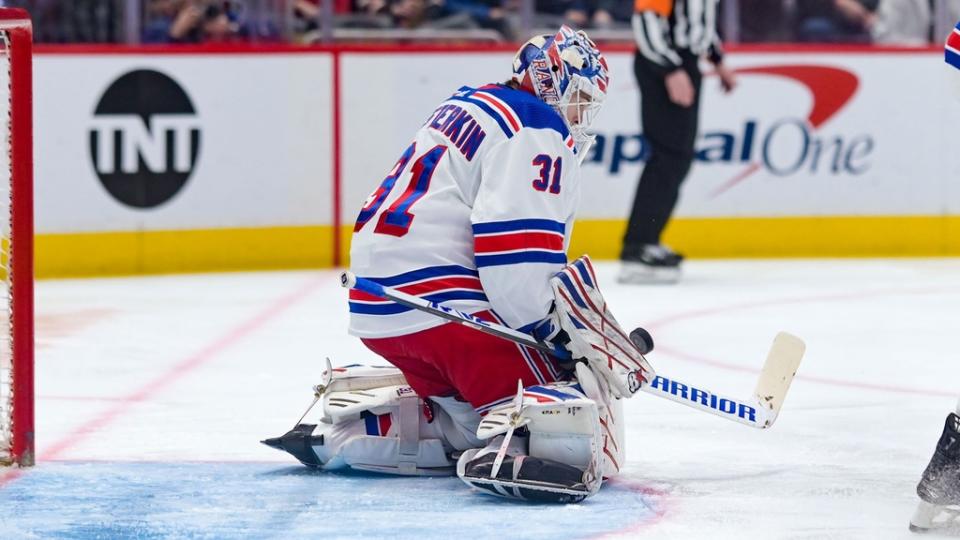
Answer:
620;0;737;284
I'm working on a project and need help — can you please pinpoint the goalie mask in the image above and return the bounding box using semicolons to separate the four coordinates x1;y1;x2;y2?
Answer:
511;25;609;161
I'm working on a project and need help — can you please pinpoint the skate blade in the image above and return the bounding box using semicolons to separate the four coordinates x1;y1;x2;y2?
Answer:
462;474;590;503
462;470;590;494
261;423;324;467
616;264;680;285
910;499;960;533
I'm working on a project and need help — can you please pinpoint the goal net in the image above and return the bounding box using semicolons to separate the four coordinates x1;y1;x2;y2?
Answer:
0;8;33;467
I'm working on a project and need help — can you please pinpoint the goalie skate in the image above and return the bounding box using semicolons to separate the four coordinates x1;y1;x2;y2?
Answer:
458;448;592;503
262;361;476;476
910;412;960;533
456;379;608;503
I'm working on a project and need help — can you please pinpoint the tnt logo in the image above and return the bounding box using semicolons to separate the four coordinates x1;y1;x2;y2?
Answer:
89;69;201;209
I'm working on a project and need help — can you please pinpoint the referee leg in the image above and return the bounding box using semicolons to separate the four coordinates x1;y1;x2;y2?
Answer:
623;51;702;255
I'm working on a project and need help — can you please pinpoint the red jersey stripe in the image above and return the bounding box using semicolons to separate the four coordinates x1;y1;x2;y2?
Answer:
349;289;386;302
349;276;483;302
473;92;521;132
948;29;960;51
398;276;483;296
475;232;565;253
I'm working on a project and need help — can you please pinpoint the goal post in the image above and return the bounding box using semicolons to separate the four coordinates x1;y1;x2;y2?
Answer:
0;7;33;467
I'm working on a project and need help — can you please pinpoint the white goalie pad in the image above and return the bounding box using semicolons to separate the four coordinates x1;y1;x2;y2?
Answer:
551;255;654;398
575;362;625;479
268;362;478;476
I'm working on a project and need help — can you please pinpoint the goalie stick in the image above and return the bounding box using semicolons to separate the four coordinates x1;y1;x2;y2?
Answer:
341;271;805;429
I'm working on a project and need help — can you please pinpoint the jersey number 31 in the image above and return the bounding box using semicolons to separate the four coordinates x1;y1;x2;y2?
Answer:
354;143;448;237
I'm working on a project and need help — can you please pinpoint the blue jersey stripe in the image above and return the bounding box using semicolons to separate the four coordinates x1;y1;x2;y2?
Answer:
475;251;567;267
526;385;578;401
362;265;479;287
473;85;570;139
448;95;514;138
349;302;412;316
349;290;489;315
948;49;960;70
449;85;571;141
472;219;566;235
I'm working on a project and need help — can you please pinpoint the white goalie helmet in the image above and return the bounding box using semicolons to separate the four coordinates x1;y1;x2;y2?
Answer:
511;25;610;159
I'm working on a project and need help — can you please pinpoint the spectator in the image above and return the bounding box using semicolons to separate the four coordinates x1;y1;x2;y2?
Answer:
18;0;118;43
293;0;393;39
591;0;633;29
739;0;793;42
795;0;880;43
871;0;931;45
834;0;879;39
392;0;429;28
527;0;590;30
143;0;186;43
144;1;244;44
809;0;933;45
197;3;242;41
425;0;513;38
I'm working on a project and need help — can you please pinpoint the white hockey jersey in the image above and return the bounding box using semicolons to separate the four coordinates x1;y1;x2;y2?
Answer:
348;83;580;339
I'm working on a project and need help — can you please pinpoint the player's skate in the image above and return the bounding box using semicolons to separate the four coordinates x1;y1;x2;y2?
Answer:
458;436;593;503
910;411;960;533
617;244;682;285
458;368;624;504
262;422;326;467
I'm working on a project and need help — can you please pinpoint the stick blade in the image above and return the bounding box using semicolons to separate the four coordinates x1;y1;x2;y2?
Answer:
752;332;805;427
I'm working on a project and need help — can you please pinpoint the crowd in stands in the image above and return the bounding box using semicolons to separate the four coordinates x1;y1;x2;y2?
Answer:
290;0;633;42
9;0;123;42
142;1;253;43
9;0;958;45
741;0;960;45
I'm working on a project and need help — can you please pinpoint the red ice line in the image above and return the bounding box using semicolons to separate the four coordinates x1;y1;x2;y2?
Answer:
0;276;325;487
588;478;672;539
583;283;959;536
644;284;959;397
656;345;956;398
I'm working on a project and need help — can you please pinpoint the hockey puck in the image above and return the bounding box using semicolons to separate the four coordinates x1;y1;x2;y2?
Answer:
629;327;654;354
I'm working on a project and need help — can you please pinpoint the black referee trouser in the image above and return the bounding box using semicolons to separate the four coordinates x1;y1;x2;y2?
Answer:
622;50;702;255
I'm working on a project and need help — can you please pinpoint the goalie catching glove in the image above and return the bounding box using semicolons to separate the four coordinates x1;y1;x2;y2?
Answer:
545;255;654;398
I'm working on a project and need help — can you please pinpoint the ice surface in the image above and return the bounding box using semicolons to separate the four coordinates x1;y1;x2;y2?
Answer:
3;259;959;539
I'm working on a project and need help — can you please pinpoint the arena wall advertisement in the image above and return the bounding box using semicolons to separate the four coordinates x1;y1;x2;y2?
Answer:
34;51;334;275
32;47;960;276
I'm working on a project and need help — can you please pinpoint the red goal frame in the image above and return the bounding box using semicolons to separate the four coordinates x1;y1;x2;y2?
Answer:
0;7;34;467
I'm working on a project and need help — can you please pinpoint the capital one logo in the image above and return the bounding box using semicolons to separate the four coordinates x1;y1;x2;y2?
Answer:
706;65;871;197
89;69;201;209
587;64;874;197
